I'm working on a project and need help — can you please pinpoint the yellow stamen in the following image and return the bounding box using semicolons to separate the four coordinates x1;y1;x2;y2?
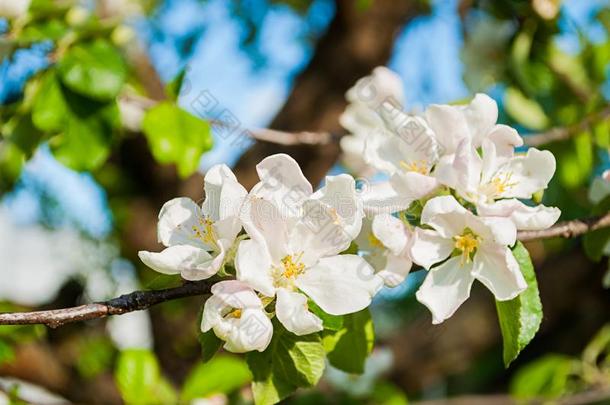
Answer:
281;254;306;279
227;309;242;319
399;160;429;175
489;172;517;196
192;217;217;247
368;233;383;249
453;230;479;265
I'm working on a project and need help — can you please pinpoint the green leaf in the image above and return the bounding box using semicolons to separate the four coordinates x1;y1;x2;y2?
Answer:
510;355;576;399
198;329;223;363
496;242;543;367
32;72;67;132
504;87;550;130
246;323;325;405
8;114;44;157
181;355;251;401
323;309;374;374
142;102;213;177
308;300;343;331
114;349;176;405
58;39;127;101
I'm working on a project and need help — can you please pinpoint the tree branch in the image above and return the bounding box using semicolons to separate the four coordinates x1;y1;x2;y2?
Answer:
0;213;608;327
517;212;610;242
0;280;212;328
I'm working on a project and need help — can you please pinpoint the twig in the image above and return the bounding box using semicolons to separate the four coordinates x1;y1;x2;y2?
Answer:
0;280;212;328
517;212;610;242
523;105;610;147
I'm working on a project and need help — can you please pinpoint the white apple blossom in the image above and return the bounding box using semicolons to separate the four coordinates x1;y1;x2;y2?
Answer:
339;67;405;175
0;0;30;19
236;197;382;335
589;169;610;204
201;280;273;353
436;135;560;230
355;215;413;288
138;164;246;280
411;195;527;324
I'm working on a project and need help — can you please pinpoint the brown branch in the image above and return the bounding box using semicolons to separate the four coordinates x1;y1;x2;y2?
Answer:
523;105;610;147
0;280;212;328
0;213;608;328
517;212;610;242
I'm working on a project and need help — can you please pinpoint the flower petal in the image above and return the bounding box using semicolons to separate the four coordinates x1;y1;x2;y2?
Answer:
477;199;561;231
372;213;409;255
138;245;220;280
219;308;274;353
296;255;383;315
477;216;517;247
211;279;264;309
473;244;527;301
378;254;412;288
251;153;313;216
420;195;469;238
235;239;275;297
390;171;439;202
415;256;475;324
240;197;289;262
201;295;224;333
202;164;246;221
345;66;405;108
409;228;454;269
487;124;523;157
276;288;323;336
463;93;498;146
361;181;413;216
157;197;211;249
502;148;556;199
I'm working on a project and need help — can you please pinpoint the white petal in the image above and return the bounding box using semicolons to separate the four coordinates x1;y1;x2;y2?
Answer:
420;196;469;238
312;174;364;239
390;171;439;202
157;198;211;249
463;93;498;146
477;199;561;231
252;153;313;215
296;255;383;315
440;139;482;200
473;244;527;301
361;181;413;216
219;308;274;353
235;239;276;297
372;213;409;255
201;295;225;332
240;197;289;262
502;148;556;199
416;256;475;324
409;228;454;269
477;216;517;247
346;66;405;108
276;289;323;336
425;103;469;155
487;124;523;157
202;164;246;221
211;279;264;308
378;254;412;288
138;245;220;280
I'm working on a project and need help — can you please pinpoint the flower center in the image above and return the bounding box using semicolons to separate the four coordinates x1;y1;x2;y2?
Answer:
483;172;517;198
399;159;429;175
453;229;479;265
226;308;242;319
281;254;306;279
192;216;218;247
368;233;384;249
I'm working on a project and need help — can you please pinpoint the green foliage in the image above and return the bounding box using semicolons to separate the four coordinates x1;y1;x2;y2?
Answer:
496;242;543;367
142;102;213;178
246;322;326;405
58;39;127;101
323;309;374;374
583;196;610;262
199;329;223;363
504;87;550;130
75;337;115;379
114;349;177;405
181;355;251;401
510;355;576;399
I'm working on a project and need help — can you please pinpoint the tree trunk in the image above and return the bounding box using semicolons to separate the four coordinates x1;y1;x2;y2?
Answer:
233;0;429;189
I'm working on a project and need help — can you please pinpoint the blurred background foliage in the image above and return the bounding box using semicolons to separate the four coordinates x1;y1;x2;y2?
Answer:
0;0;610;403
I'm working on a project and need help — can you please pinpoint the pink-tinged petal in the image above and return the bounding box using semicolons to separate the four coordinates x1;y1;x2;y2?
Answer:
477;199;561;231
276;289;323;336
138;245;220;280
211;280;263;309
202;164;246;221
416;256;475;324
473;244;527;301
410;228;454;270
296;255;383;315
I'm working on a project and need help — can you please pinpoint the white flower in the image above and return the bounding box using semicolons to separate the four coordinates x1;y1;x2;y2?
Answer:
425;93;501;156
236;168;382;335
339;67;404;175
201;280;273;353
363;105;440;211
589;170;610;204
356;215;413;288
0;0;30;19
138;164;246;280
411;196;527;324
437;136;560;230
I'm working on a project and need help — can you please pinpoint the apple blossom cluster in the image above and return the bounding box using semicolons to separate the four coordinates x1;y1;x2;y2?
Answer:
138;66;561;353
